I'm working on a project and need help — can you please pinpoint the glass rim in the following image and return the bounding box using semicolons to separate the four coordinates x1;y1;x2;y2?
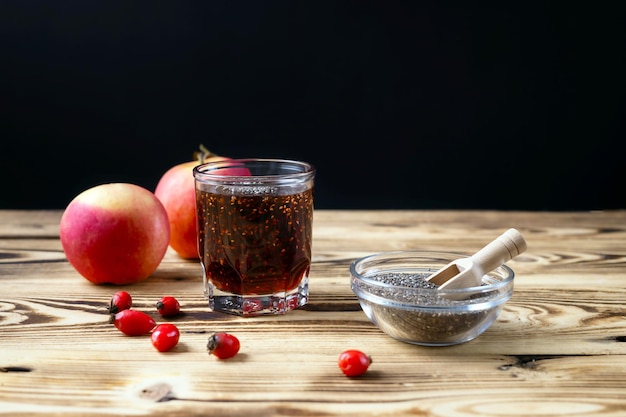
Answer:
193;158;315;182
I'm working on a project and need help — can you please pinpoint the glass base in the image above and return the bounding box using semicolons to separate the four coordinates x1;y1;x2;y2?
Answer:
205;279;309;317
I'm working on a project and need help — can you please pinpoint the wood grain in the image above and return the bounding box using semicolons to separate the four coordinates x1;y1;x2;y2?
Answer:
1;209;626;416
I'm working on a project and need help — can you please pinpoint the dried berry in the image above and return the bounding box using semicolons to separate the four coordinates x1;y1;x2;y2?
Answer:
112;310;156;336
156;296;181;317
207;332;240;359
151;323;180;352
107;290;132;314
338;350;372;377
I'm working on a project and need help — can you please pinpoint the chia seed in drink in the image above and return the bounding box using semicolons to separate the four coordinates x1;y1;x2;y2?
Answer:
197;188;313;295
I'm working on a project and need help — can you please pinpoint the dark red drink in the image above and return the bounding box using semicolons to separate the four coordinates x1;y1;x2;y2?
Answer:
194;158;315;316
197;189;313;295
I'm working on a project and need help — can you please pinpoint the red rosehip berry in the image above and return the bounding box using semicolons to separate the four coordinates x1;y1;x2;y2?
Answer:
107;290;132;314
207;332;240;360
151;323;180;352
112;309;156;336
338;349;372;377
156;296;181;317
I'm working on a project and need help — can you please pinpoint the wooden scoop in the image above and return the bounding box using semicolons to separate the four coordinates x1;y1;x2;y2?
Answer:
426;228;527;290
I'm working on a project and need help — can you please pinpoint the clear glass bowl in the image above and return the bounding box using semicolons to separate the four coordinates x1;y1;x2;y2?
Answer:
350;251;514;346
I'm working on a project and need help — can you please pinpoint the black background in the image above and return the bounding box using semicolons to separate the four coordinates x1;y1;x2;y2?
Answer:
2;1;624;210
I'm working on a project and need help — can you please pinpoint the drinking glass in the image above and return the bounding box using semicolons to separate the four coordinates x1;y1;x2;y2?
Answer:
193;158;315;316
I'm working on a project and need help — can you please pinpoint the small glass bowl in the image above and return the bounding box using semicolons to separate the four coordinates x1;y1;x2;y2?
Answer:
350;251;514;346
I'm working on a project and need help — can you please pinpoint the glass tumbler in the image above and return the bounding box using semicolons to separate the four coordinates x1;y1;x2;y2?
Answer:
193;158;315;316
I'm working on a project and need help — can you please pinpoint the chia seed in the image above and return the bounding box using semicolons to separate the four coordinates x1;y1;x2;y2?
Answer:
353;272;508;345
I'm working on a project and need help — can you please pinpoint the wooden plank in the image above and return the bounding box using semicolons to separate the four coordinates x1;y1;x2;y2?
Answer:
1;210;626;416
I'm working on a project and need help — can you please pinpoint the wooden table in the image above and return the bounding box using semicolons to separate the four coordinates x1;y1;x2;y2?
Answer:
1;209;625;416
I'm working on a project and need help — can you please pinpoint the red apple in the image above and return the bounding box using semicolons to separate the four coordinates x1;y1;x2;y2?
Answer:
154;155;225;259
60;183;170;285
154;147;249;259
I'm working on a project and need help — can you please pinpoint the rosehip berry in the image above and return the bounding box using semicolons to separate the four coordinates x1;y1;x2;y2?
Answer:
207;332;240;359
107;290;132;314
338;349;372;377
151;323;180;352
156;296;181;317
112;309;156;336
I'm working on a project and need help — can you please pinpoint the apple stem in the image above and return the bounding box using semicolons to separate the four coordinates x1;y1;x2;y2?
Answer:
195;144;220;164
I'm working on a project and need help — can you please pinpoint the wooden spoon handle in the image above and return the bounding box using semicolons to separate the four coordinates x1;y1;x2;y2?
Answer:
471;228;527;275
